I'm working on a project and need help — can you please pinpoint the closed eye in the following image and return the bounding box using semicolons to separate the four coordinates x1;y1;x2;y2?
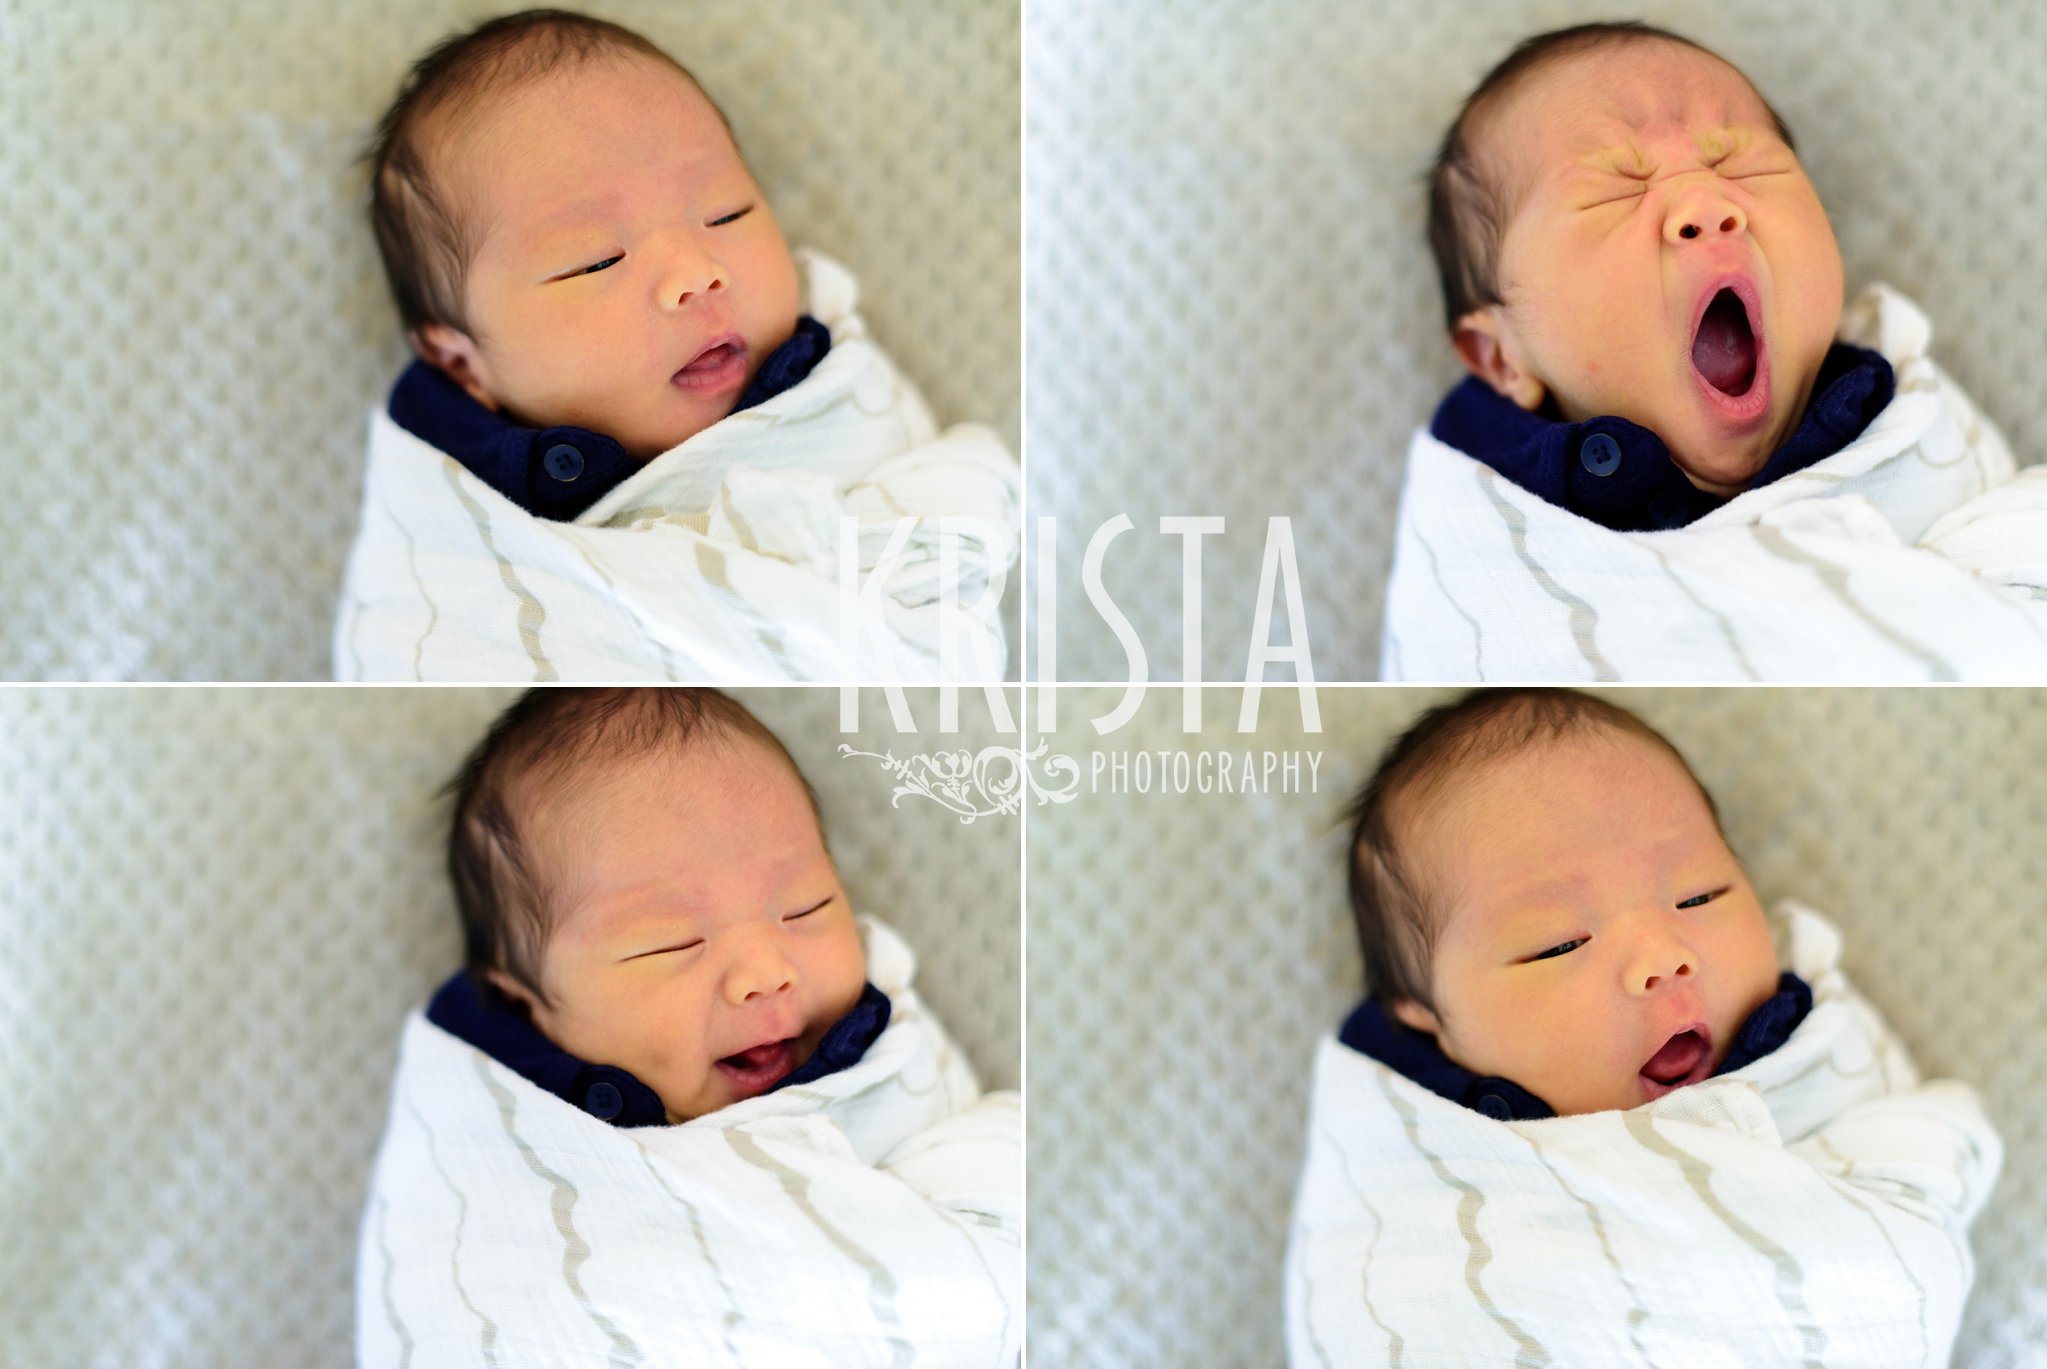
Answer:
549;254;624;282
1677;887;1731;910
624;935;704;961
784;896;832;922
708;205;754;227
1581;186;1648;210
1528;938;1586;962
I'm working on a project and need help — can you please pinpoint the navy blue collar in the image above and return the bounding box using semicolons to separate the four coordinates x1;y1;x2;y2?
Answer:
1338;971;1813;1122
1430;344;1894;532
425;969;891;1128
387;315;833;522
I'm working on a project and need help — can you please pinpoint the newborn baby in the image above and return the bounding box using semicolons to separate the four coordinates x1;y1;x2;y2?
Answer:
358;687;1020;1366
1429;21;1864;522
1381;22;2045;680
335;10;1018;683
380;17;807;467
436;687;872;1122
1288;689;2001;1365
1346;689;1784;1116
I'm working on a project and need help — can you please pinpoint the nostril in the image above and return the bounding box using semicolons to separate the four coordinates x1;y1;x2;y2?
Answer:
1719;216;1738;233
1679;224;1700;240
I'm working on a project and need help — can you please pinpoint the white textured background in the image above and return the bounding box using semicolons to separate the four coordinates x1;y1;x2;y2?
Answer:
1027;687;2047;1367
0;0;1019;680
0;686;1021;1368
1026;0;2047;681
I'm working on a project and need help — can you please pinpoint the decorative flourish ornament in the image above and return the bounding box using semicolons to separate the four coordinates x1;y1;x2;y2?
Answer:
838;738;1079;823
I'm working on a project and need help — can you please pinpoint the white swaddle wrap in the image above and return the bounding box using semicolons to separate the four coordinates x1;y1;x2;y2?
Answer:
334;251;1020;682
1287;904;2001;1368
357;917;1021;1369
1381;286;2047;681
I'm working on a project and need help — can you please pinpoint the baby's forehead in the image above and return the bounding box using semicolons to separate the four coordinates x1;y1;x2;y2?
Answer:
532;740;824;926
1397;726;1680;855
1480;41;1775;171
429;50;721;190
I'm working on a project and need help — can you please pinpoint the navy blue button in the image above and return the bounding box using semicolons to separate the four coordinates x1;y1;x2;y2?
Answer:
1477;1093;1512;1121
584;1081;623;1120
1580;432;1622;477
543;443;585;482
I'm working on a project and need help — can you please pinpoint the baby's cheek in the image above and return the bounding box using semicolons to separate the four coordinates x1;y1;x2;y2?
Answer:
1782;208;1845;332
1721;916;1784;1027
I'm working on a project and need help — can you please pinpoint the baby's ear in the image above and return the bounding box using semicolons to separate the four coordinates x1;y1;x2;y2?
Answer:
483;965;539;1016
411;322;501;411
1452;308;1546;411
1389;996;1442;1036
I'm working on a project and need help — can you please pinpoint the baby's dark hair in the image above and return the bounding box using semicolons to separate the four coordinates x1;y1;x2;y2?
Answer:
1343;689;1719;1011
364;8;727;338
446;687;814;1004
1427;21;1797;331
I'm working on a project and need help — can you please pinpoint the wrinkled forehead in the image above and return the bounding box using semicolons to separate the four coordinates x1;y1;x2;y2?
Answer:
1474;40;1777;192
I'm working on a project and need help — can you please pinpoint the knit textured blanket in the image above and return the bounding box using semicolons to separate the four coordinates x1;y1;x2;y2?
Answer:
1381;286;2047;681
1287;904;2002;1368
356;918;1021;1368
334;251;1019;682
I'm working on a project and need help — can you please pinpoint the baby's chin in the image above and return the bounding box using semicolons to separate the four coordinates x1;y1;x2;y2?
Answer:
623;367;773;459
1664;430;1775;497
1673;338;1841;494
622;414;724;463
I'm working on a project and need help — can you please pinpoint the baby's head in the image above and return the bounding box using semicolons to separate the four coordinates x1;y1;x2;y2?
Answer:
448;687;864;1122
368;10;800;459
1428;23;1843;494
1346;689;1780;1115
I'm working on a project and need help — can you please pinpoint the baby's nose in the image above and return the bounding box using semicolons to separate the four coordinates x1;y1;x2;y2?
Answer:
675;270;725;307
1628;922;1698;993
1663;191;1747;247
725;943;796;1002
1640;958;1694;992
665;246;727;307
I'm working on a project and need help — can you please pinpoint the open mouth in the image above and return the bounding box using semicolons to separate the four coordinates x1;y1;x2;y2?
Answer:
1691;289;1757;398
714;1036;798;1098
672;333;748;392
1638;1024;1713;1100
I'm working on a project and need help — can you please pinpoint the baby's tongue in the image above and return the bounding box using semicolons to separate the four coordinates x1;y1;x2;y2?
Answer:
682;341;737;374
1692;290;1757;395
1642;1030;1706;1083
726;1041;785;1069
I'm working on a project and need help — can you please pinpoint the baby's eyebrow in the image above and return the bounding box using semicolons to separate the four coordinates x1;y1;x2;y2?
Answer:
1581;143;1652;178
573;886;707;942
1570;124;1761;182
519;194;625;244
1471;880;1587;938
1693;126;1751;161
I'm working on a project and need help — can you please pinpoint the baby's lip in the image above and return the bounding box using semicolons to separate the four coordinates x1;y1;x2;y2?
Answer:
672;331;748;393
1638;1020;1714;1100
1686;273;1770;428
